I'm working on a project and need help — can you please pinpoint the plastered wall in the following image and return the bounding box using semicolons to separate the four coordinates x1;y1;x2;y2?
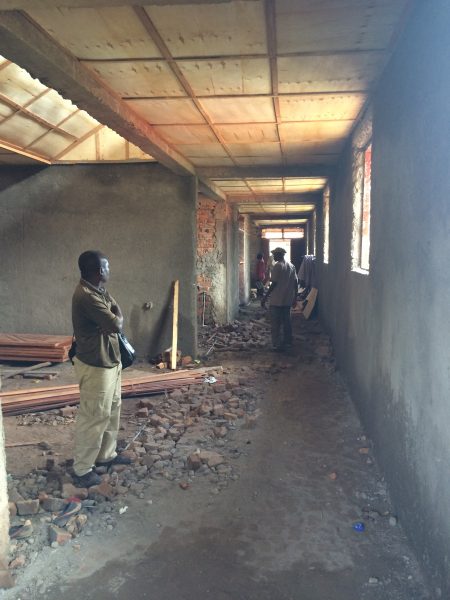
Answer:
318;2;450;595
0;163;198;358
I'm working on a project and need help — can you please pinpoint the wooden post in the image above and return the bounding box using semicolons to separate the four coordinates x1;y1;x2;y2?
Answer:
171;280;179;370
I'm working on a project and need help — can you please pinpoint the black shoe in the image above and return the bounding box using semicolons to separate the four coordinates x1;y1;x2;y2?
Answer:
72;470;101;488
95;454;132;468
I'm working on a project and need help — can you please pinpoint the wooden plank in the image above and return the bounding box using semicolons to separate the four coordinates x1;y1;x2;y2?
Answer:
171;280;179;371
0;361;52;380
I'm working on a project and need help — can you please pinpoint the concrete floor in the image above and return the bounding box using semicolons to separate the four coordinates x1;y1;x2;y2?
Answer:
18;314;430;600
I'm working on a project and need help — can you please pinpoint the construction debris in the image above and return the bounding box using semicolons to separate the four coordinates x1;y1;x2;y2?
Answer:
6;365;259;577
0;334;72;363
199;319;268;354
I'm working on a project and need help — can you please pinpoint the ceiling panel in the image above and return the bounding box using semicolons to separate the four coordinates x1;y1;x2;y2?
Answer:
125;98;204;125
28;130;73;157
59;111;99;137
278;53;386;94
0;101;14;119
284;177;328;189
29;7;161;59
153;124;217;145
146;1;267;58
27;89;77;127
276;0;408;53
279;93;366;122
199;97;276;124
284;152;340;165
239;203;316;214
0;113;48;147
211;179;248;188
226;142;281;158
180;143;229;158
215;123;279;144
233;155;284;166
190;156;234;167
86;61;186;98
0;63;47;105
98;128;129;161
279;120;353;143
178;58;271;96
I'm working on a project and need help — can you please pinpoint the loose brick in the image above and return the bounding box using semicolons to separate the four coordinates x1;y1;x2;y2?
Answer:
48;524;72;546
16;499;40;516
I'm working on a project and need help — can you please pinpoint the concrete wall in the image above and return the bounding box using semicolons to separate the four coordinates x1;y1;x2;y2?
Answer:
0;163;198;358
319;2;450;596
226;206;240;321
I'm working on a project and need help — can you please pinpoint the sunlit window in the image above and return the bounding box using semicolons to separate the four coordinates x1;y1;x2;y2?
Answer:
261;227;304;240
351;108;372;273
323;185;330;263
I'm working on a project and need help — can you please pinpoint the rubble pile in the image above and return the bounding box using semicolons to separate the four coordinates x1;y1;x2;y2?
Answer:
199;318;269;353
17;406;77;427
6;366;260;575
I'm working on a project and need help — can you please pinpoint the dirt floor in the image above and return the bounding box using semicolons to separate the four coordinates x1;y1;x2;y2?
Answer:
0;305;432;599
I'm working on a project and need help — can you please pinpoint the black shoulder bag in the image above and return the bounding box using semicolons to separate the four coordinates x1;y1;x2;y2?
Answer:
118;332;135;369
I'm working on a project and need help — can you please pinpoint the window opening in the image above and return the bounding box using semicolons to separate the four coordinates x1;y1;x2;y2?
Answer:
360;144;372;271
323;185;330;263
351;107;372;273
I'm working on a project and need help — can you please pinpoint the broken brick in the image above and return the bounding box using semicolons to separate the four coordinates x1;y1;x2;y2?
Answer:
48;524;72;546
16;499;40;516
62;483;88;500
42;497;67;513
187;453;202;471
199;450;224;468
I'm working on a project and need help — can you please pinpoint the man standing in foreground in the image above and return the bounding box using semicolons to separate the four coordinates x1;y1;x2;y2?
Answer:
261;247;298;351
72;250;131;488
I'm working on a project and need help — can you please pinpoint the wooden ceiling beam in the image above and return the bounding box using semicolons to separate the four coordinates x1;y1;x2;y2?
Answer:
0;0;230;7
0;10;195;176
198;166;334;179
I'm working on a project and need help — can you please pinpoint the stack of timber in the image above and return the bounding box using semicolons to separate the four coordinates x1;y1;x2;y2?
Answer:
0;334;72;363
0;367;221;416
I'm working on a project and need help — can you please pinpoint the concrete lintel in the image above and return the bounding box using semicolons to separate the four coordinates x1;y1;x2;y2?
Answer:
0;0;230;7
0;11;194;176
198;178;226;203
196;165;335;180
228;192;321;204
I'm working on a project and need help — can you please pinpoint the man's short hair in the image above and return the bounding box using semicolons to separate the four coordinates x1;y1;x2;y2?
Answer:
78;250;106;278
257;253;263;259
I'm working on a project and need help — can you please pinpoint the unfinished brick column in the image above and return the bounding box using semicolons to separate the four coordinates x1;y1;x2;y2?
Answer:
196;195;228;324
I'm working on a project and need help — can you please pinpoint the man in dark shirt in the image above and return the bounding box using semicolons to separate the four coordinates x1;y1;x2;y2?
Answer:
72;250;131;488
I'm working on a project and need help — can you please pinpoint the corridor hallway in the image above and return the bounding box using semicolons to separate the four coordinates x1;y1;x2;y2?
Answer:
22;309;430;600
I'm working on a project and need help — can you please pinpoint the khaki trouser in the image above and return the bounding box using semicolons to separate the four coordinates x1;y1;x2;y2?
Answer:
73;357;122;476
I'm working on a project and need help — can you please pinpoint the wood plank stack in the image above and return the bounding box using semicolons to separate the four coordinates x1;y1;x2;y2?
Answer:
0;367;221;416
0;334;72;363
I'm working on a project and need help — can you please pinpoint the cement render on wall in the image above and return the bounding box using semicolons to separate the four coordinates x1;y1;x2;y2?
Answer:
319;2;450;595
0;163;198;358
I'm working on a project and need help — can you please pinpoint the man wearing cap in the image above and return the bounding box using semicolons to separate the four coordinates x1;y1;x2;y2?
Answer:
261;247;298;351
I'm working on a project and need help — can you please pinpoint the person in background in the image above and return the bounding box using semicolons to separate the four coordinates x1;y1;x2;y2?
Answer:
266;253;275;281
261;247;298;351
71;250;131;488
255;252;266;298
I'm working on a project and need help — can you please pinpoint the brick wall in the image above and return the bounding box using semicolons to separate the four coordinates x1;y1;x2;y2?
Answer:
196;195;228;324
